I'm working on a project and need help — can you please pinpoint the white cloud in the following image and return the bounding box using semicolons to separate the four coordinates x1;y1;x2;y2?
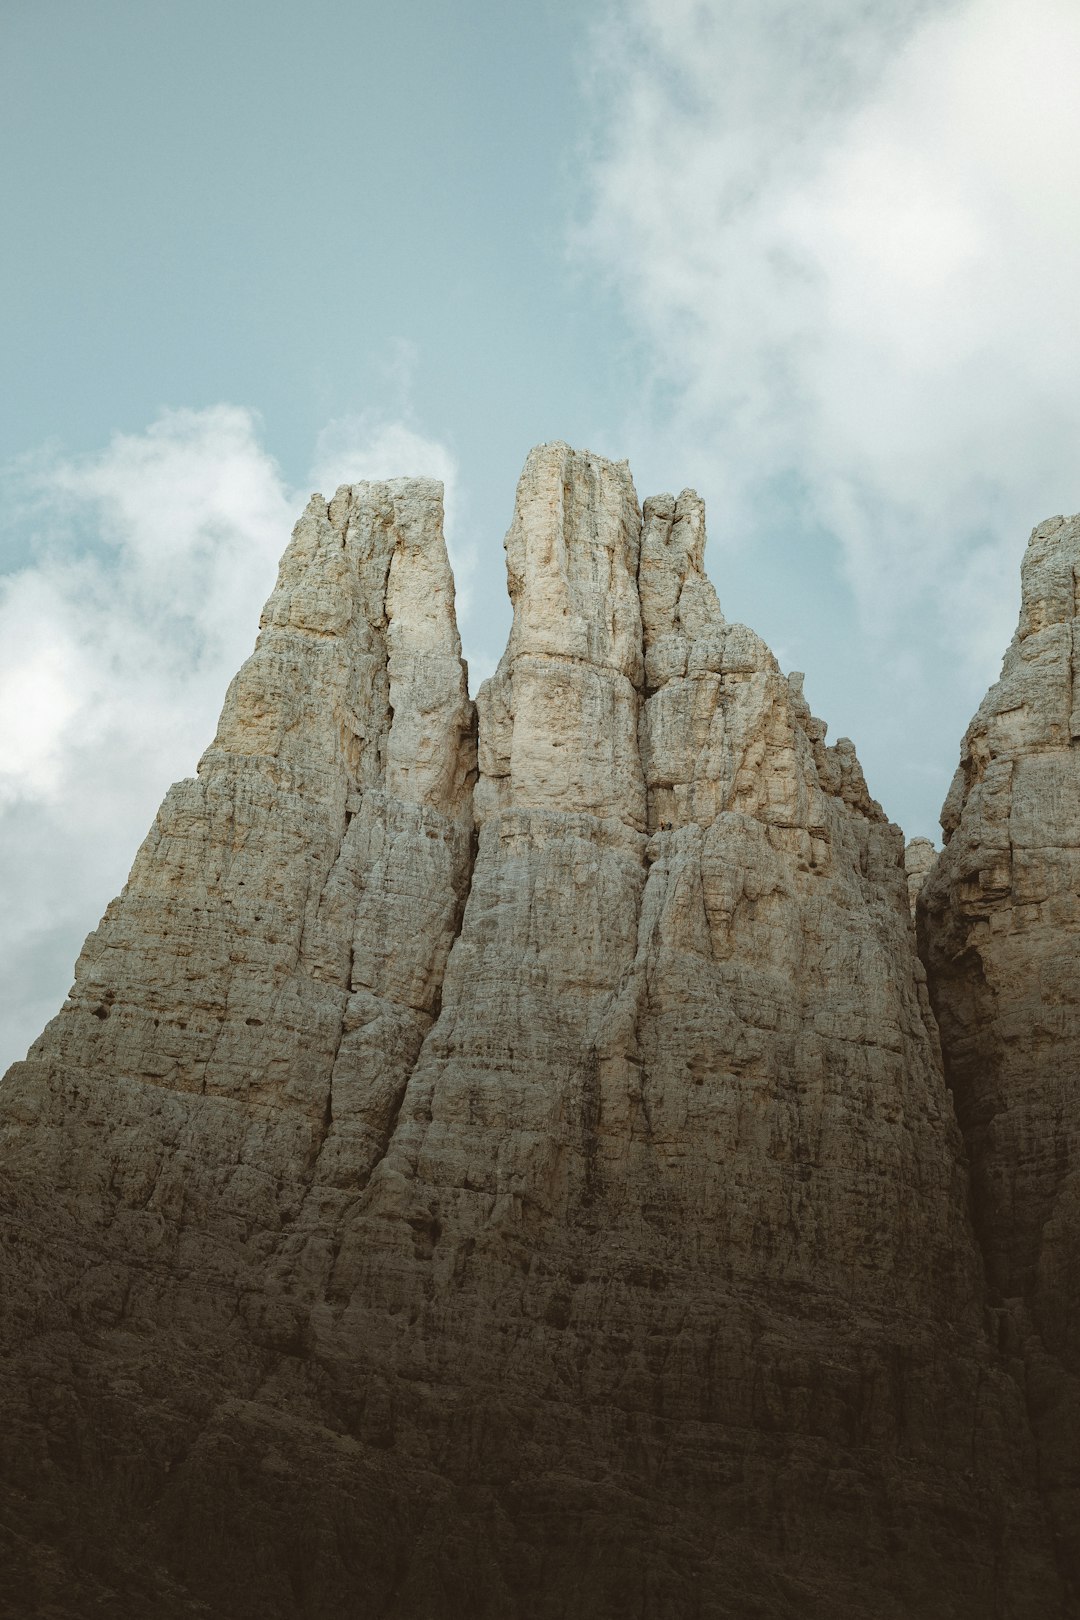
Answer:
0;404;461;1073
580;0;1080;744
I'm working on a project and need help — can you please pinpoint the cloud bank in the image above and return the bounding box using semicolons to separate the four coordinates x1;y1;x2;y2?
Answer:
0;406;460;1072
580;0;1080;799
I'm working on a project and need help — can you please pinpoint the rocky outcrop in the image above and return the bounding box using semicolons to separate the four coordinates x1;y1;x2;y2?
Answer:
905;836;937;915
0;448;1067;1618
0;477;478;1615
920;511;1080;1593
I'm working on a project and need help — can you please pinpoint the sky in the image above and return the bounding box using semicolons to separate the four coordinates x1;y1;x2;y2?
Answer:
3;0;1080;1070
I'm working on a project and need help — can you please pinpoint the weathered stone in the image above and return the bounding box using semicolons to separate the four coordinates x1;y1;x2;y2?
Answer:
0;476;478;1615
920;511;1080;1591
905;835;937;915
0;448;1067;1618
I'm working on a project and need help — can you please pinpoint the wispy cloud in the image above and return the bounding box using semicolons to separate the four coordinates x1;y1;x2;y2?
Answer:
579;0;1080;792
0;404;460;1072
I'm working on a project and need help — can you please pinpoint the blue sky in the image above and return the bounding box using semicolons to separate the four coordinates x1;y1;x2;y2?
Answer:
4;0;1080;1068
1;0;623;548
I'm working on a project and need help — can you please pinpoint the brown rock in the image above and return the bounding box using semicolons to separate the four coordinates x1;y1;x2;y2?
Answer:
904;836;937;915
0;448;1066;1617
920;511;1080;1592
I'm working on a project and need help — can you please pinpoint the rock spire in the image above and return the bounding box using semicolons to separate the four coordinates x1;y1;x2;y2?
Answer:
0;447;1070;1618
920;511;1080;1588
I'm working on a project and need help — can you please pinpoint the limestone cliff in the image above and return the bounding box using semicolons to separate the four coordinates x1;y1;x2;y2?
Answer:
920;511;1080;1593
0;448;1068;1618
904;836;937;915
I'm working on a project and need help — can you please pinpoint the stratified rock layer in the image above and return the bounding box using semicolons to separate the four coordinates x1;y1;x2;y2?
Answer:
920;512;1080;1592
0;448;1066;1618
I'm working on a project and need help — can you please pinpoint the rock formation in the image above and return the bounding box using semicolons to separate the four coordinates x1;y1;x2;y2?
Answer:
904;835;937;915
0;446;1072;1617
920;512;1080;1594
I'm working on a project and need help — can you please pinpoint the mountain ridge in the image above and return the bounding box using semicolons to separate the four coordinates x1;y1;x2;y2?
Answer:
1;442;1076;1618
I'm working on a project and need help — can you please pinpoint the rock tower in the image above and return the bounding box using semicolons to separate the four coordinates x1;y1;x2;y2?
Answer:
921;512;1080;1593
0;446;1075;1617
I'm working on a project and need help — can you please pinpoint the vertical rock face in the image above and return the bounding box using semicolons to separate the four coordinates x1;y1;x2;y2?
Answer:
905;836;937;915
0;448;1067;1618
0;478;477;1614
16;479;474;1134
920;512;1080;1586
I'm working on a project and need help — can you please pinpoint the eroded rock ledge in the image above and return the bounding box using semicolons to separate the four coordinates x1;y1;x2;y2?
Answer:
0;445;1072;1618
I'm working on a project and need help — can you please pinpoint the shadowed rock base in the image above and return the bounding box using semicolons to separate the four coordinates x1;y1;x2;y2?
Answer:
0;447;1071;1617
921;512;1080;1602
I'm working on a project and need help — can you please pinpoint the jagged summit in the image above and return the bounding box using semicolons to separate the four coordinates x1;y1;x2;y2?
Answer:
0;446;1074;1617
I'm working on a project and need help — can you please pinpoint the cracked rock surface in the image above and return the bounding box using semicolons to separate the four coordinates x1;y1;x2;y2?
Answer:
920;511;1080;1593
0;446;1070;1617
